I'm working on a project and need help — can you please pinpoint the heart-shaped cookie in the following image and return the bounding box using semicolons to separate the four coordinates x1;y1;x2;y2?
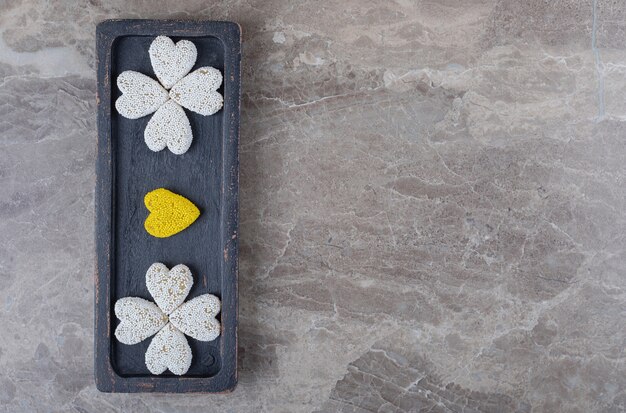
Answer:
169;294;221;342
144;100;193;155
114;297;168;345
115;71;169;119
146;263;193;315
145;323;192;375
144;188;200;238
169;66;223;116
149;36;197;90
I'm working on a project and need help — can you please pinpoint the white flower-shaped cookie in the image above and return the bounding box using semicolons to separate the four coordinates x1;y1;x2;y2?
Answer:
114;263;221;375
115;35;224;155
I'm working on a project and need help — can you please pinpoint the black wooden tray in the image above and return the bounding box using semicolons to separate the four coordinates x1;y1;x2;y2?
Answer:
95;20;240;393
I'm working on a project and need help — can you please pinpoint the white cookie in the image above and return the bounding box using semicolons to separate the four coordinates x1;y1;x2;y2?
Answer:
144;100;193;155
114;297;168;345
145;323;192;375
149;36;197;89
115;71;169;119
170;66;223;116
169;294;221;342
146;263;194;314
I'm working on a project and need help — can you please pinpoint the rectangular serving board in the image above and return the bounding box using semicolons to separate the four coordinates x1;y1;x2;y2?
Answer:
95;20;240;393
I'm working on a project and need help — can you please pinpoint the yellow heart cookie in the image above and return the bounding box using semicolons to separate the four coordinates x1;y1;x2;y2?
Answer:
144;188;200;238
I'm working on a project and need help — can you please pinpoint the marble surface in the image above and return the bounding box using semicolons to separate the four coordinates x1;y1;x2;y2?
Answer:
0;1;625;412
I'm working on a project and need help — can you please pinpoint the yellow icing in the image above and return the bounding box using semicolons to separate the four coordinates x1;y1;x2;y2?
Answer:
144;188;200;238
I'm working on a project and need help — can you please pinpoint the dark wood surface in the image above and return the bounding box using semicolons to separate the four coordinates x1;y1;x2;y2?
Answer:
95;19;240;393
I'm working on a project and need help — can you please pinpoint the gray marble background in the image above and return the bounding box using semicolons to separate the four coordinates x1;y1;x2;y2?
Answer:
0;1;625;412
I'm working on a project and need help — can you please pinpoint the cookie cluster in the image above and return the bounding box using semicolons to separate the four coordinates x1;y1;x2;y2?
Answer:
116;36;223;155
115;264;222;375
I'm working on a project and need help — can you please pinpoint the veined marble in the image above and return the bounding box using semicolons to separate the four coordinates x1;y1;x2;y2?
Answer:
0;1;624;412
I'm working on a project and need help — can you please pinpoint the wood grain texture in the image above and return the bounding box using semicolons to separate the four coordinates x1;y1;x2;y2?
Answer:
95;19;240;393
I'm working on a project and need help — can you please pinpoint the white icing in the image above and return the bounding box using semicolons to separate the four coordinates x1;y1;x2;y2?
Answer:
149;36;197;90
115;71;169;119
170;66;224;116
144;100;193;155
